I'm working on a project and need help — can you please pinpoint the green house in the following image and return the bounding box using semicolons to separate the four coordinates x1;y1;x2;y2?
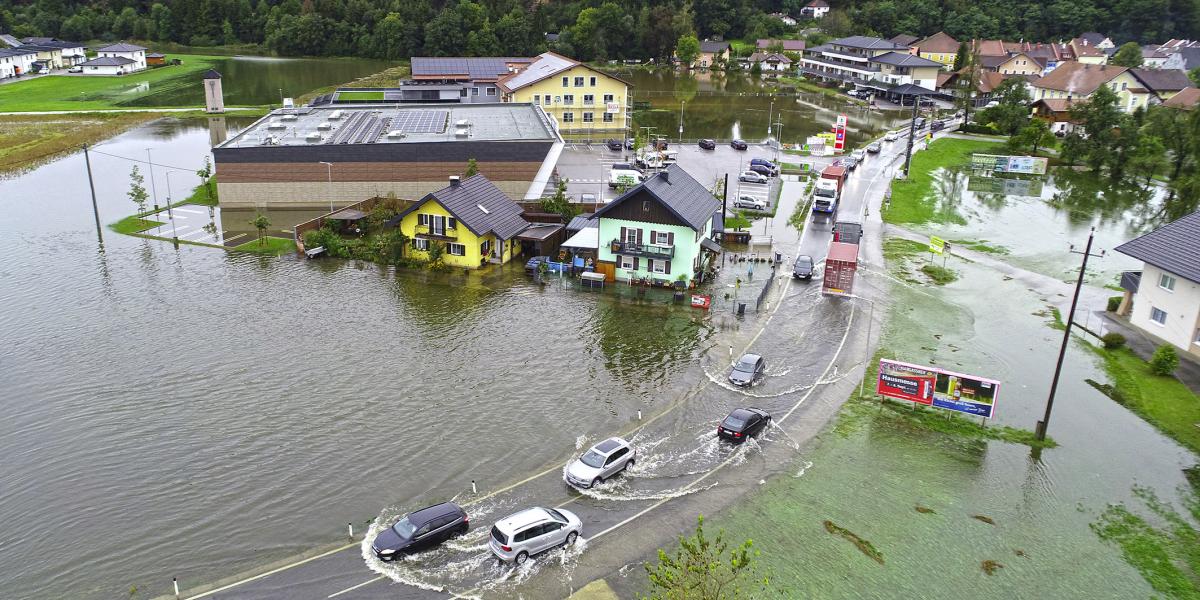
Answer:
594;164;723;286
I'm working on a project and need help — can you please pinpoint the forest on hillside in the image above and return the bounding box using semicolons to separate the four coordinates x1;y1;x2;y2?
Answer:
0;0;1197;60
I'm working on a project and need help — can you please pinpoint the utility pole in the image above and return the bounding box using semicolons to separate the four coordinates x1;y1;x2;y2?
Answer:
679;100;685;143
902;93;921;176
319;161;334;213
767;100;774;141
1035;228;1104;442
164;171;179;245
146;148;159;210
82;145;103;242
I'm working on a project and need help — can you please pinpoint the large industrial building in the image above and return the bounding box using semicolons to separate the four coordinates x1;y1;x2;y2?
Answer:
213;103;563;211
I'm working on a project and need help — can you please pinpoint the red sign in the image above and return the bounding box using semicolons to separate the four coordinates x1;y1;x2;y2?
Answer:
690;294;711;309
876;359;935;405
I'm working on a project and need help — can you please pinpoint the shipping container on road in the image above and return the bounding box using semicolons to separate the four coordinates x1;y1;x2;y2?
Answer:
823;241;859;296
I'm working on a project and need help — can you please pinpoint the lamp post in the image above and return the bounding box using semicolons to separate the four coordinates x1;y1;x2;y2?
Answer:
319;161;334;213
164;171;178;243
146;148;159;210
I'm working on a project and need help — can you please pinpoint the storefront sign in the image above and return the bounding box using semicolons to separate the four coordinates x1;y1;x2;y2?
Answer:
606;102;621;114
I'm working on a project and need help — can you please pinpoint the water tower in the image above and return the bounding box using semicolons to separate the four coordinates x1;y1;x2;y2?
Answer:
203;69;224;113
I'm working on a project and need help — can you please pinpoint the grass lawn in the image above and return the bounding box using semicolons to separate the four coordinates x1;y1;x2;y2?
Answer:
1089;346;1200;454
111;215;164;235
233;236;297;255
335;90;386;101
182;176;218;207
0;56;241;112
298;64;410;105
884;137;1006;225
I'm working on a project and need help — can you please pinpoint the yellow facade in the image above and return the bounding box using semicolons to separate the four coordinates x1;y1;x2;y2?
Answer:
996;54;1042;76
398;199;522;269
919;52;956;68
504;64;629;136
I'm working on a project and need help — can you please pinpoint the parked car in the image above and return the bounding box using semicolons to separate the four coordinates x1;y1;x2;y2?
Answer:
728;353;765;387
730;139;748;150
748;164;775;177
698;138;716;150
68;65;83;73
525;256;549;271
915;117;927;129
488;507;582;565
792;254;814;279
739;171;768;184
564;437;635;489
605;139;623;151
625;138;635;149
734;196;767;211
930;120;945;132
841;156;858;170
884;131;899;142
850;149;867;162
717;407;772;442
750;158;779;174
371;502;468;561
651;138;669;150
866;142;881;153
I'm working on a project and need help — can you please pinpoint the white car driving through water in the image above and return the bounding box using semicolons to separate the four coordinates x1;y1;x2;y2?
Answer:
488;507;582;565
564;437;635;489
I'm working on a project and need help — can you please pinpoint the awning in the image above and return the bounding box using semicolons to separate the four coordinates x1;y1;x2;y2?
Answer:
700;237;723;253
328;208;367;220
562;226;598;250
516;223;562;241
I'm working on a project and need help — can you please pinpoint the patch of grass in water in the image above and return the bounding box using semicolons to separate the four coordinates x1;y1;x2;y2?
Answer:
915;505;936;514
949;239;1010;254
1091;485;1200;598
920;264;958;285
981;560;1004;575
972;514;996;525
1087;345;1200;455
823;520;884;564
111;215;164;235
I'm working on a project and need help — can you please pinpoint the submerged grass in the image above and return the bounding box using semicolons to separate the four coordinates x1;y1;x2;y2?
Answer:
0;112;162;175
111;215;164;235
232;236;296;256
1091;485;1200;599
1087;345;1200;455
884;138;1005;226
950;238;1010;255
920;264;958;285
824;520;884;564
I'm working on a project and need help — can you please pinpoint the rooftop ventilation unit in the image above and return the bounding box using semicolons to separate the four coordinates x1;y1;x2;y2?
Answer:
386;130;406;139
266;121;286;130
281;114;298;122
317;121;332;130
305;132;322;142
329;110;344;120
455;119;470;128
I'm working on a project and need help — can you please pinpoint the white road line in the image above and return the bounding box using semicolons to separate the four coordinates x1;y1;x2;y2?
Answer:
222;233;247;243
184;542;359;599
328;576;385;598
173;208;206;214
180;229;209;240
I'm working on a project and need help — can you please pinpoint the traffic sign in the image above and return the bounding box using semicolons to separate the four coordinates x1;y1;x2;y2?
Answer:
929;236;945;255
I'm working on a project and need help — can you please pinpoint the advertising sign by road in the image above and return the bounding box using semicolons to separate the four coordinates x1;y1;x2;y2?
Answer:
876;359;1000;418
970;154;1049;175
929;235;946;255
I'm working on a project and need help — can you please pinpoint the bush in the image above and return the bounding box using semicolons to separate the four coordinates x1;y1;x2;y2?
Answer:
1101;332;1126;349
1150;345;1180;376
960;123;1000;135
1107;295;1122;312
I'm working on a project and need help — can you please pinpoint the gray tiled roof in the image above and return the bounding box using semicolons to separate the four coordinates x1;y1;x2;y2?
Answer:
1131;68;1193;93
830;36;906;50
870;51;942;67
80;56;137;66
97;43;146;52
1115;210;1200;283
0;47;37;58
700;40;730;53
595;164;720;231
388;175;529;239
567;213;595;232
411;57;531;80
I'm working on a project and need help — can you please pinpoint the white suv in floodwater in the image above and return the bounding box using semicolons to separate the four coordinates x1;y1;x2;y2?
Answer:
565;437;635;488
488;507;583;565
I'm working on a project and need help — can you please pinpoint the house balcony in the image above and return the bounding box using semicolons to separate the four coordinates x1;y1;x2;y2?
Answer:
609;239;674;259
797;66;879;87
416;225;457;240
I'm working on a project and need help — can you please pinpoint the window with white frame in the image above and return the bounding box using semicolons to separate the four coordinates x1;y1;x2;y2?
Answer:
533;94;540;104
472;87;479;96
620;255;634;269
583;112;593;122
564;94;574;105
583;94;594;105
590;76;597;86
412;238;429;251
650;259;666;274
562;76;569;87
603;113;614;122
545;96;552;106
563;112;574;122
1151;307;1168;325
625;228;638;243
448;243;466;256
653;231;669;245
486;87;496;96
574;76;585;87
1159;273;1176;291
603;93;614;103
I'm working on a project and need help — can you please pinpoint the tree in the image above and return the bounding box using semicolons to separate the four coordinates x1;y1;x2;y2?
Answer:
1111;42;1144;67
675;34;701;68
426;239;447;270
1064;85;1124;172
1150;344;1180;375
1190;67;1200;88
196;156;214;204
1128;133;1166;186
251;212;271;246
128;165;149;214
641;515;767;599
977;78;1031;135
540;179;581;218
465;158;479;177
953;41;969;71
494;8;534;56
1009;119;1055;155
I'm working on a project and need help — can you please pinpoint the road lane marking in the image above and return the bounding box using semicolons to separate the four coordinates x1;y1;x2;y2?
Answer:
184;542;359;599
173;207;206;214
328;576;386;598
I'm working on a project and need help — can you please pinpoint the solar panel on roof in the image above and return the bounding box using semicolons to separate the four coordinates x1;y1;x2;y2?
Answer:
392;111;448;134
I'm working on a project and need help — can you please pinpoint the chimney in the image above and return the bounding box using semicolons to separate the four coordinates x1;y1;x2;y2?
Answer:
661;169;670;184
449;175;461;187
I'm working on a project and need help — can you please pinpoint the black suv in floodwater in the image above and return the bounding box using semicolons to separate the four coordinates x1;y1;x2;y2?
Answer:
371;501;468;561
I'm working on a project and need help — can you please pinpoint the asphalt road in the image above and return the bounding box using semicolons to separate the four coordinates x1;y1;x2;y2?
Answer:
166;123;955;600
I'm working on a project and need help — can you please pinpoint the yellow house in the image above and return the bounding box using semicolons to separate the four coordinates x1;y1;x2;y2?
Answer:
1030;62;1160;113
995;52;1043;76
387;174;530;269
498;52;631;140
913;31;959;70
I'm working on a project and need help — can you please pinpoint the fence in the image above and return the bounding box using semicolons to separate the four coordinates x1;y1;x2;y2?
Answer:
755;266;779;311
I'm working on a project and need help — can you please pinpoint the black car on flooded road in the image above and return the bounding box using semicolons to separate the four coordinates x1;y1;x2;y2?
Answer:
605;139;623;151
730;139;748;150
699;138;716;150
718;408;772;443
372;502;468;561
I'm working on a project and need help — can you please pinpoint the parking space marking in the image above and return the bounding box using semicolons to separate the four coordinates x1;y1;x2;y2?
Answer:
327;576;386;598
173;207;206;215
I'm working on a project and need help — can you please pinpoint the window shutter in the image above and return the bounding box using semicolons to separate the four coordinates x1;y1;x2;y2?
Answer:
666;260;672;274
636;229;643;244
620;226;627;244
633;257;639;270
667;232;674;245
418;214;428;226
646;259;654;272
448;217;457;229
650;229;657;244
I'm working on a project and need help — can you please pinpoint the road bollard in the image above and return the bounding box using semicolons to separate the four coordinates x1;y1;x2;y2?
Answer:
728;344;733;358
637;410;642;420
173;577;180;599
472;480;477;494
348;523;354;539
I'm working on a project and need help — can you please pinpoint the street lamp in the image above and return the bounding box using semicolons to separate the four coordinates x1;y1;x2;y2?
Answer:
146;148;159;210
319;161;334;213
164;171;178;243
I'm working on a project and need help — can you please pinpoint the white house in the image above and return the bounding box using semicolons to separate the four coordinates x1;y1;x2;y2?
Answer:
1115;210;1200;359
89;42;147;72
801;0;830;19
0;47;38;78
20;37;86;65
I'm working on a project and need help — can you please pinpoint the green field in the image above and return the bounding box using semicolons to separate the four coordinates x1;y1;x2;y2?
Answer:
884;137;1006;225
335;90;385;101
233;236;297;255
0;56;227;112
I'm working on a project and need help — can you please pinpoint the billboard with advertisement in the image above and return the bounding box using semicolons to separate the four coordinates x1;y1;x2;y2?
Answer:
970;154;1048;175
876;359;999;418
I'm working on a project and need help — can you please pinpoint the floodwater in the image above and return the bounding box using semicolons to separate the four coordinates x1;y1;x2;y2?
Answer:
0;118;727;599
613;68;905;146
901;165;1165;284
118;54;394;107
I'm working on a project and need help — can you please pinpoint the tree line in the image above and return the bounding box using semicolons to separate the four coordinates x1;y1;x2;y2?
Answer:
1;0;1195;61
